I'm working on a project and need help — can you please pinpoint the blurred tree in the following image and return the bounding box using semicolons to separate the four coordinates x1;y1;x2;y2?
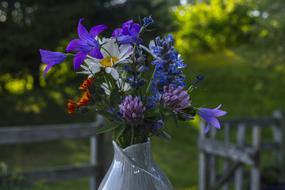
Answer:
0;0;179;89
173;0;259;54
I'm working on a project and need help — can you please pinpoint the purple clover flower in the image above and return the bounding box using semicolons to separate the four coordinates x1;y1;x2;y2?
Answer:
112;20;141;44
119;96;146;125
162;85;191;112
66;18;107;70
39;49;67;76
198;105;227;133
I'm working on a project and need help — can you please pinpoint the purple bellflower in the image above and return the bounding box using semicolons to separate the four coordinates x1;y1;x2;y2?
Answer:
198;105;227;133
119;96;146;125
39;49;67;76
112;20;141;44
66;18;107;70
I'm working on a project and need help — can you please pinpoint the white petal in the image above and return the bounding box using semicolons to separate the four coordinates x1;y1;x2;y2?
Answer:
85;58;100;66
90;65;101;74
101;38;119;57
86;55;101;62
105;67;112;74
101;83;111;95
119;45;133;60
149;40;155;50
106;68;119;80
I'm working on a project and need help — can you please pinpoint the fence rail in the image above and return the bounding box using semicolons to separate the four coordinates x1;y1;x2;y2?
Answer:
0;116;107;190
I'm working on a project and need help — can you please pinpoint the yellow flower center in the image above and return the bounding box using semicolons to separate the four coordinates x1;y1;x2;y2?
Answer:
100;56;119;67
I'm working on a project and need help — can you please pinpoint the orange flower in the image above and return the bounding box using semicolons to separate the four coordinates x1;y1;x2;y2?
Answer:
67;100;77;114
77;91;91;106
80;78;93;91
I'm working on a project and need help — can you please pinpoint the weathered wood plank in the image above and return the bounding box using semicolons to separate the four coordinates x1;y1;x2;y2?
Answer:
272;110;285;180
90;135;98;190
0;165;98;184
213;162;242;190
209;128;217;188
198;139;256;165
199;121;207;190
223;123;230;190
221;117;278;127
250;125;261;190
0;120;103;145
235;124;246;190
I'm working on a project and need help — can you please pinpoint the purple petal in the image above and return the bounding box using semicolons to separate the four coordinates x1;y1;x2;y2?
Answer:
112;28;122;37
40;49;66;65
77;18;93;43
207;117;221;129
213;109;227;117
40;49;66;75
117;35;136;44
89;48;103;59
66;39;90;52
204;124;211;133
73;52;87;71
128;23;140;35
90;24;107;37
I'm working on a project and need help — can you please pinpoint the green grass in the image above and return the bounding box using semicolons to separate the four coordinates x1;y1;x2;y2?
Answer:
1;47;285;190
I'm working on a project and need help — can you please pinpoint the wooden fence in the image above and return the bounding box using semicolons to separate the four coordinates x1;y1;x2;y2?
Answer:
199;111;285;190
0;115;111;190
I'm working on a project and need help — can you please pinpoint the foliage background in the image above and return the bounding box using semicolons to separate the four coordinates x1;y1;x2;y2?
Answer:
1;0;285;189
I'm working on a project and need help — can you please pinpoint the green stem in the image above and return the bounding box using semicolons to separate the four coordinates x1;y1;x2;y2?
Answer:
146;67;156;95
130;125;135;145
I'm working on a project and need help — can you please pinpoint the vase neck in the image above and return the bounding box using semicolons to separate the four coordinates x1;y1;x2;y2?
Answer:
113;141;152;168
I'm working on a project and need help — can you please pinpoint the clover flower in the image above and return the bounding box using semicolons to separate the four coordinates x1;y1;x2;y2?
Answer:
162;85;191;112
119;96;146;125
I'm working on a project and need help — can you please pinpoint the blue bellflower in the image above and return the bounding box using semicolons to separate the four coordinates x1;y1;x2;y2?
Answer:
39;49;67;76
66;18;107;70
198;105;227;133
112;20;141;44
143;16;154;27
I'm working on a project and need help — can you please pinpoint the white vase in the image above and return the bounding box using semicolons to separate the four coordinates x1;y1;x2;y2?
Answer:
98;140;173;190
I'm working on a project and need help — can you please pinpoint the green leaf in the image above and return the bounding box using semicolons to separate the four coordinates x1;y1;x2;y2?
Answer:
113;124;126;141
110;88;121;105
170;112;179;128
96;124;120;134
157;129;171;141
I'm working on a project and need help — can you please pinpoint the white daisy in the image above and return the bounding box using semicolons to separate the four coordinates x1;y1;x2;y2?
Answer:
79;38;133;80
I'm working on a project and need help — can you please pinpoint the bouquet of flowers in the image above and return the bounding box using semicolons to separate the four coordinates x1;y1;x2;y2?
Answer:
39;17;227;148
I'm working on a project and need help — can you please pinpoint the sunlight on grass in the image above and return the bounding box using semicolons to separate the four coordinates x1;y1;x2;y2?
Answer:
1;74;34;94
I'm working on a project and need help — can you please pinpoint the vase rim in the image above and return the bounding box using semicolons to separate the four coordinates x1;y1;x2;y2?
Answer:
112;138;150;151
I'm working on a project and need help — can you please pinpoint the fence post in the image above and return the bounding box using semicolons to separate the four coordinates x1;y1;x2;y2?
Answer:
223;123;230;190
273;110;285;181
209;128;217;188
90;135;97;190
235;124;245;190
199;120;208;190
250;125;261;190
89;115;104;190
